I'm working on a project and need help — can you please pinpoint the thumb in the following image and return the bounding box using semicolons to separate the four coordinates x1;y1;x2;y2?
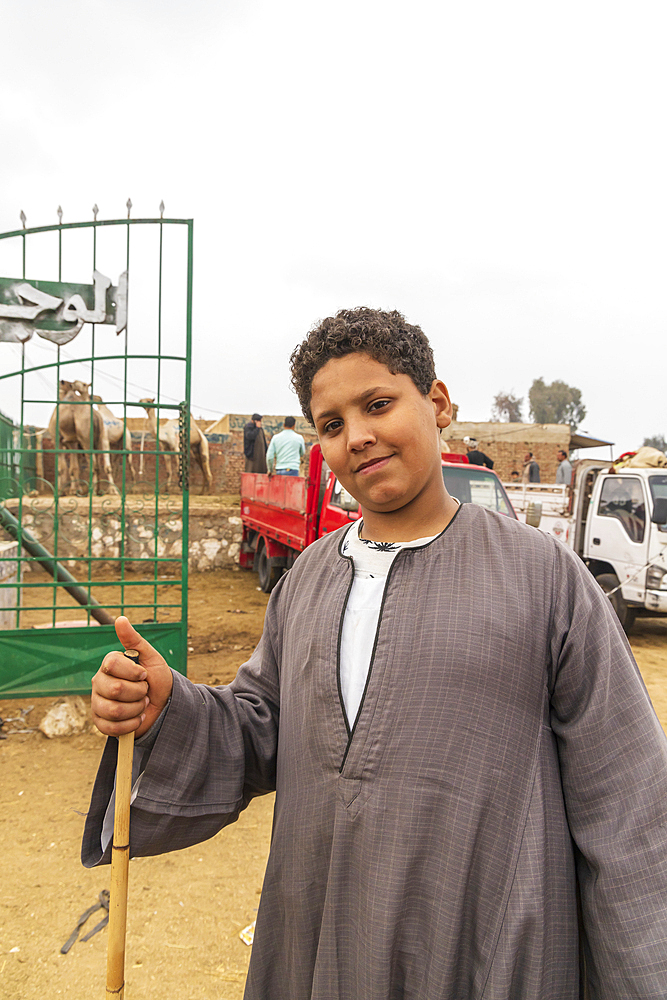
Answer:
114;616;166;669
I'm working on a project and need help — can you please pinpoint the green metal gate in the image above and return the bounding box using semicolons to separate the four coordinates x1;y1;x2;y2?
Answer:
0;208;193;698
0;410;37;496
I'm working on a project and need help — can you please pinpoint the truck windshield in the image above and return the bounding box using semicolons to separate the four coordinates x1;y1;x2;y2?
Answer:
597;476;646;543
649;475;667;532
442;467;514;517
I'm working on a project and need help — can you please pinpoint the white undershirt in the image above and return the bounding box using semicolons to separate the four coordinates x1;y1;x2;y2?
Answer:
339;521;439;728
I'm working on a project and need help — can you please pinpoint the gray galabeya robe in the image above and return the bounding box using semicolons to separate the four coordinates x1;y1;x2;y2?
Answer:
83;504;667;998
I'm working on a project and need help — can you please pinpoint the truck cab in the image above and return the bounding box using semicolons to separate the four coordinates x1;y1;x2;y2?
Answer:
315;453;517;537
440;461;516;518
583;467;667;629
506;461;667;631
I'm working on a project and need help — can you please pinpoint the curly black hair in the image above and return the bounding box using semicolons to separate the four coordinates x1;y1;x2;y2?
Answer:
290;307;436;423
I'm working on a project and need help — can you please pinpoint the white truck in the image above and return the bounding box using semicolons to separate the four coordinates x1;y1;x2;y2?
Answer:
505;460;667;632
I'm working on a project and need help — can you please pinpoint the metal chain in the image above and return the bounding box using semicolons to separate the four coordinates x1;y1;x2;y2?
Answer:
178;402;189;491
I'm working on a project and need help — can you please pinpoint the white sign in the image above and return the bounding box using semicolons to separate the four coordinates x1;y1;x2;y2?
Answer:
0;270;128;345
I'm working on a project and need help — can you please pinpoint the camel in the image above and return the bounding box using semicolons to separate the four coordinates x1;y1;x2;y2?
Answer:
74;383;117;493
46;380;81;492
55;381;116;493
71;383;137;483
140;397;213;492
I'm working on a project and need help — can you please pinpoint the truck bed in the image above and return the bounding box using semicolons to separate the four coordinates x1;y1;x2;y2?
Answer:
503;483;570;518
240;473;309;552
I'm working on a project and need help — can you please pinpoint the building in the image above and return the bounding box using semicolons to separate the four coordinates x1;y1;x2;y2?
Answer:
441;422;613;482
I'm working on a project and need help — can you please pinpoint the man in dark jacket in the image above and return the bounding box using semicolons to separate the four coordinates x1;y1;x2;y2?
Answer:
244;413;268;473
522;451;541;483
464;436;494;469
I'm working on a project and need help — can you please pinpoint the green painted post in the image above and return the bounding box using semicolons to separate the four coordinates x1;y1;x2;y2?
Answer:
0;505;115;625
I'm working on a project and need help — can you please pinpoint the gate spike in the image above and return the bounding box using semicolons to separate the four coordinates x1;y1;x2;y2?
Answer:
126;198;132;219
57;206;63;223
20;210;26;229
92;204;99;221
159;200;165;219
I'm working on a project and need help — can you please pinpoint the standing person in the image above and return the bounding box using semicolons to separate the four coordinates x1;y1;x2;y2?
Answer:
243;413;267;473
85;307;667;1000
522;450;540;482
266;416;305;476
556;448;573;485
463;436;494;468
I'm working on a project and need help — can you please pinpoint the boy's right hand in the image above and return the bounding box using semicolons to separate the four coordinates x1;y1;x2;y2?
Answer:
91;616;174;740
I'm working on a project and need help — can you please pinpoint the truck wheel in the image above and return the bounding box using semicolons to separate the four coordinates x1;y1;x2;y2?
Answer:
257;540;281;593
596;573;636;633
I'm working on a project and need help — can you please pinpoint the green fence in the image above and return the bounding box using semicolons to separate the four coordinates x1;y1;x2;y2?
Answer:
0;410;38;498
0;212;193;698
0;410;18;499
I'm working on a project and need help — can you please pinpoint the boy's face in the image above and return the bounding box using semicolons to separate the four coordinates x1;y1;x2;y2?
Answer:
310;353;453;524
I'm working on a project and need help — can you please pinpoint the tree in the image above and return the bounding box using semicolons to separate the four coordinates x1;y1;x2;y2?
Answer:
491;391;523;422
528;378;586;431
643;434;667;453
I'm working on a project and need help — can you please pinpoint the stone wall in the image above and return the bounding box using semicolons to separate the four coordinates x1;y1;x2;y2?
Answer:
2;499;244;573
188;508;244;571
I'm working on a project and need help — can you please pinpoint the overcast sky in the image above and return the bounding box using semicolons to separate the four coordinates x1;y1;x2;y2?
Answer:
1;0;665;457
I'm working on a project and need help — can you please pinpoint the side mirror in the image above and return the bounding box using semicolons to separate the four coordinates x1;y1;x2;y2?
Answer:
651;496;667;525
526;501;542;528
339;487;359;512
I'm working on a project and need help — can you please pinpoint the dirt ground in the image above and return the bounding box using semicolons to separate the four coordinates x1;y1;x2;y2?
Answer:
2;573;667;1000
1;566;271;1000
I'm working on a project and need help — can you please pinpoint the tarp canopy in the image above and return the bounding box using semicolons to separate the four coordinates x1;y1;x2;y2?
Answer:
569;432;615;450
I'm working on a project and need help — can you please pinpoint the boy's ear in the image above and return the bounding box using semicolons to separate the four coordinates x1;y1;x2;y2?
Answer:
429;379;453;430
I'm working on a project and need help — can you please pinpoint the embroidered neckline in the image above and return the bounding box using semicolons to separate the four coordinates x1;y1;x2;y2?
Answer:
341;521;402;557
358;537;402;552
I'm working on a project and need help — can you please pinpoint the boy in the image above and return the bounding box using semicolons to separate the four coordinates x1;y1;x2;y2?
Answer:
85;308;667;999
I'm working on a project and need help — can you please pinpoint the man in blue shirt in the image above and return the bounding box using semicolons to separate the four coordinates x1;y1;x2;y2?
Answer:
266;416;306;476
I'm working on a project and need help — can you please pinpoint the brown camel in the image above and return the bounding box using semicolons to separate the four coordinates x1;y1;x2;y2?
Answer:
140;398;213;492
47;381;115;493
69;382;116;492
70;382;137;483
46;380;83;493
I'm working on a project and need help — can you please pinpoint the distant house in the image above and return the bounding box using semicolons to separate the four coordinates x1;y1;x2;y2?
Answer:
440;422;612;482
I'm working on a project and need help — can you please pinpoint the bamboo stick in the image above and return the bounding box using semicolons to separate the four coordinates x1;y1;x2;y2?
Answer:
105;649;139;998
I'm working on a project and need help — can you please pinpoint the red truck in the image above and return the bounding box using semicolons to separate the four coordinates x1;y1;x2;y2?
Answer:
240;445;517;592
240;444;517;594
